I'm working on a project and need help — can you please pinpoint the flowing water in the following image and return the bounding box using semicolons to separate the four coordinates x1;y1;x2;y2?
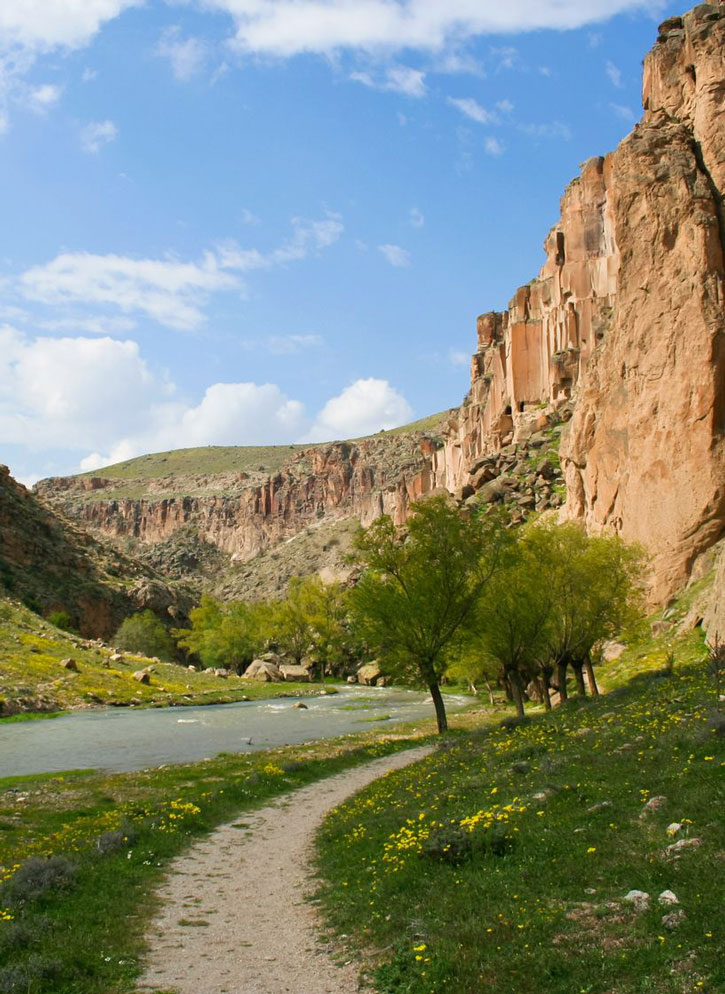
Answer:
0;686;466;777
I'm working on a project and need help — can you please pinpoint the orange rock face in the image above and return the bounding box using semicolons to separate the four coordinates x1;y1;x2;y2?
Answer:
562;3;725;601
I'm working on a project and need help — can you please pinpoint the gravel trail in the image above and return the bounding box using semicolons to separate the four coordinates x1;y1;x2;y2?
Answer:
136;746;432;994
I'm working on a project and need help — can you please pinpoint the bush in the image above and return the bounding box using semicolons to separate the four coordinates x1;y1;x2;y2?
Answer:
5;856;78;906
0;954;61;994
113;610;175;660
47;610;77;634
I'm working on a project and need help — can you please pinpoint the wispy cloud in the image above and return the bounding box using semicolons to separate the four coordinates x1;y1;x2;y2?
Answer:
518;120;572;141
605;60;623;88
484;136;505;156
351;65;426;97
409;206;425;228
447;96;498;124
378;244;411;268
156;27;208;81
609;102;635;121
80;119;118;154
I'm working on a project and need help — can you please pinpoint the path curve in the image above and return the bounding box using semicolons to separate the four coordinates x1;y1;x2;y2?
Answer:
137;746;433;994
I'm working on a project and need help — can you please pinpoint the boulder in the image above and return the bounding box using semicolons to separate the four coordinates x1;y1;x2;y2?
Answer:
60;657;78;672
357;661;382;686
242;659;283;682
280;664;311;683
132;670;151;684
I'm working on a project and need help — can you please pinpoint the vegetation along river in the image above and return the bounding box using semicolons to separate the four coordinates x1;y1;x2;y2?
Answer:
0;686;467;777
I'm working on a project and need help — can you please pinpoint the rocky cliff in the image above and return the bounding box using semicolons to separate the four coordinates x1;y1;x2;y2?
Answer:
37;2;725;609
0;465;192;637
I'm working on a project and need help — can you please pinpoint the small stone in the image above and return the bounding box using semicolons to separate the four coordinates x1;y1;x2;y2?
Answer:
665;837;702;859
623;890;650;910
666;822;683;837
587;801;612;814
292;702;308;709
133;670;151;685
511;761;531;774
661;909;686;930
658;890;679;906
60;657;79;672
584;888;597;895
641;795;667;816
110;652;124;662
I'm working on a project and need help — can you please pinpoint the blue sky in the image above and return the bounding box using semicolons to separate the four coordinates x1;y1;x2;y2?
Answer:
0;0;685;484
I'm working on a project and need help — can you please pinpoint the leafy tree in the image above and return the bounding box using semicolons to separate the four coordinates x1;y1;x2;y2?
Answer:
352;497;508;733
114;610;175;660
470;527;555;717
269;576;348;676
47;610;78;635
536;524;645;701
176;596;269;671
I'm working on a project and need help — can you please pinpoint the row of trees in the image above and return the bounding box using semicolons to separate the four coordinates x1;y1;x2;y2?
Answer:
353;498;645;732
114;497;645;734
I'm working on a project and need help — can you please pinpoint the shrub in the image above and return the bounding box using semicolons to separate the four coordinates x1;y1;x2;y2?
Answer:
5;856;78;906
0;954;61;994
113;610;175;660
47;610;77;634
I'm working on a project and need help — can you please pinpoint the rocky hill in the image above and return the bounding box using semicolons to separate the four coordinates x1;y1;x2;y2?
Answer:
0;465;192;638
36;2;725;618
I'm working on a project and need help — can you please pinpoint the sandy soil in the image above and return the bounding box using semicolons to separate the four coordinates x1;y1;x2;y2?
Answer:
136;746;432;994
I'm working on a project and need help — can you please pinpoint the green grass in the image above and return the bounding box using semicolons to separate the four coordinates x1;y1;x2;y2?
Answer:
0;729;435;994
314;643;724;993
0;596;338;714
71;410;453;488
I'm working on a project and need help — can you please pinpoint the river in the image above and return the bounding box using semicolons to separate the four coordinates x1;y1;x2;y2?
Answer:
0;686;466;777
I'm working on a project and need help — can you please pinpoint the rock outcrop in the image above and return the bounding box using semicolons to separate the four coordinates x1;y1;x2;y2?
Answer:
562;4;725;601
0;465;191;638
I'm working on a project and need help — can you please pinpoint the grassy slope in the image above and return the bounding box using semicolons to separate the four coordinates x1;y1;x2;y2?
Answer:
0;598;325;716
314;627;723;994
73;409;452;484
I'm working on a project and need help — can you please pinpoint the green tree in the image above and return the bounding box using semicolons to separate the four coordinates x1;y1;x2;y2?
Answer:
114;610;175;660
537;524;646;701
176;596;269;672
352;497;508;733
470;527;555;718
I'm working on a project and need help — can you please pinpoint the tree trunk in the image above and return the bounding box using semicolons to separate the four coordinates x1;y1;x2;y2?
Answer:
584;656;600;696
483;678;495;706
509;670;525;719
572;660;587;696
429;682;448;734
556;660;569;702
538;677;552;711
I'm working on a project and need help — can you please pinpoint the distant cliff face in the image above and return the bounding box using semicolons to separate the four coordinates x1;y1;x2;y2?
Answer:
36;431;445;565
37;3;725;608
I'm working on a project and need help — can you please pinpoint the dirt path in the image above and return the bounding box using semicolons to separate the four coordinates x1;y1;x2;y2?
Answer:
136;746;432;994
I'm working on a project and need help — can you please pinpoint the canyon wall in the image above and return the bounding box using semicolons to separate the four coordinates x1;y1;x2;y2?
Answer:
37;2;725;608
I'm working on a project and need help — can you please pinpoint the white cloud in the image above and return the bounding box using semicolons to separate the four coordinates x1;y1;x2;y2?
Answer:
26;83;63;113
449;350;470;367
205;1;664;58
351;65;426;97
409;206;424;228
0;1;139;53
241;207;261;225
39;315;137;335
378;244;411;268
19;250;237;331
609;102;635;120
484;136;504;156
82;67;98;82
518;120;572;141
80;119;118;153
16;213;344;332
157;27;208;81
496;98;514;113
303;378;413;442
447;96;498;124
605;59;623;87
243;333;324;355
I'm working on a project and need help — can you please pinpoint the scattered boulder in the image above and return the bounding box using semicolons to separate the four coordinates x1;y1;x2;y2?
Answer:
280;664;311;683
587;801;612;814
346;675;357;684
658;890;679;906
640;795;667;816
665;837;702;859
212;668;229;678
132;670;151;685
242;659;283;682
357;661;382;686
59;658;78;672
110;653;124;662
662;909;686;930
600;640;627;662
623;890;650;910
292;701;308;710
666;822;683;837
